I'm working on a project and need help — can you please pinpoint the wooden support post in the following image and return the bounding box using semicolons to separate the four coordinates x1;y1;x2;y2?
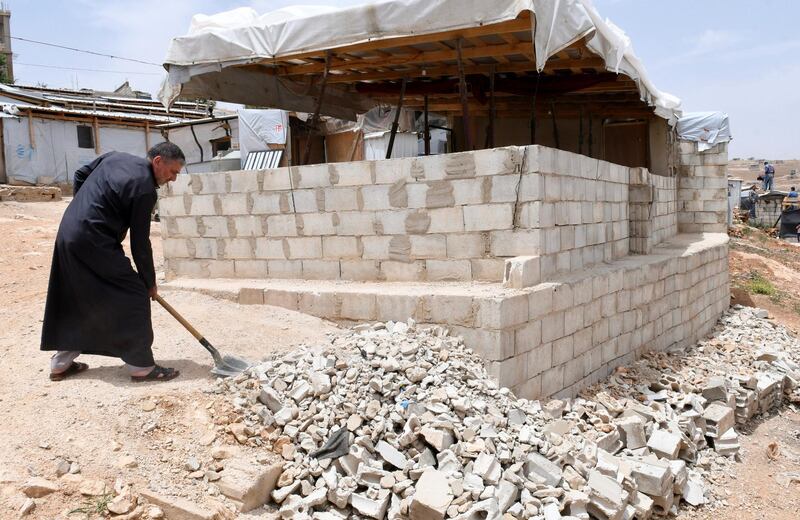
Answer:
27;110;35;149
456;38;473;151
588;113;593;157
550;101;559;149
385;76;408;160
302;50;332;165
144;121;151;153
529;73;540;145
487;65;496;149
93;117;100;154
423;95;431;156
578;106;583;155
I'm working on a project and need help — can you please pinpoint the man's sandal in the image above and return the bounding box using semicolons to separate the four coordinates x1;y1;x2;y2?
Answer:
49;361;89;381
130;365;180;383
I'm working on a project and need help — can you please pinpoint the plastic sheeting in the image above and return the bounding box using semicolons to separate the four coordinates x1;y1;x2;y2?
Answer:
237;109;288;167
159;0;681;122
3;116;161;185
677;111;731;152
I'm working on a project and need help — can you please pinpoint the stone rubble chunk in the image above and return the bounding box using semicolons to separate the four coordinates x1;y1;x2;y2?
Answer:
410;469;453;520
646;429;682;460
21;478;59;498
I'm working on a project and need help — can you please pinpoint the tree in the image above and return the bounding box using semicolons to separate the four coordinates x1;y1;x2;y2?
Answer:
0;54;11;84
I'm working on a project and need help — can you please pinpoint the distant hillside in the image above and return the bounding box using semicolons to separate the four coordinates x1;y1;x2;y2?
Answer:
728;158;800;191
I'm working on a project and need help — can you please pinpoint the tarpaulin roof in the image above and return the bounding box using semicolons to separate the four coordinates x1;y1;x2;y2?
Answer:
159;0;681;122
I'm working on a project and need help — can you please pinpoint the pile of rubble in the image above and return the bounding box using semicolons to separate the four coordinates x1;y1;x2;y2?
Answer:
212;306;800;519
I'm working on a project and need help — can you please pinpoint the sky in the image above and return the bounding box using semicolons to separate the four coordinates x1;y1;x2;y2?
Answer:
5;0;799;159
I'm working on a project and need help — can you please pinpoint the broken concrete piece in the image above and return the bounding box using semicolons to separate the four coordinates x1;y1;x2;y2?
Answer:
376;440;408;470
525;452;563;487
21;478;58;498
410;470;453;520
216;459;282;512
351;488;391;519
646;429;682;460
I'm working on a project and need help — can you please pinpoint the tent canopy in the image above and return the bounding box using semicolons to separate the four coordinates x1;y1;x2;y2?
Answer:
160;0;681;123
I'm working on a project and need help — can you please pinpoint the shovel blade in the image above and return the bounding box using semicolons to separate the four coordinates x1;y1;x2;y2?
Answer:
210;354;253;377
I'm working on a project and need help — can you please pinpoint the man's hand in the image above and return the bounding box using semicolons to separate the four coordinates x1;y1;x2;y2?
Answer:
148;285;158;300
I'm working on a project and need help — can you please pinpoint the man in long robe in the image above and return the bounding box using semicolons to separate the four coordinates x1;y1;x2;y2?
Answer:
41;142;185;382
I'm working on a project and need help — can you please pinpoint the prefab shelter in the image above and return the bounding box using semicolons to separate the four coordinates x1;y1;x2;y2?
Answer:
159;0;684;174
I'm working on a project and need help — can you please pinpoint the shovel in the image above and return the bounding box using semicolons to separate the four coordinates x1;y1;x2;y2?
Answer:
154;294;252;377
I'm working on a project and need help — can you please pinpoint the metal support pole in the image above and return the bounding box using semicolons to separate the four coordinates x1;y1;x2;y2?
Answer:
302;51;332;165
385;76;408;160
529;73;541;145
423;95;431;156
456;38;473;151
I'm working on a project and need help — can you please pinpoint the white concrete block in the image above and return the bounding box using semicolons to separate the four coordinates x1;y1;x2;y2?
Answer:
452;178;485;205
446;233;485;259
192;238;218;259
323;236;360;258
163;238;190;258
338;292;377;320
477;294;529;329
189;194;216;216
428;207;465;233
376;293;420;322
490;230;540;257
426;260;471;281
267;260;302;278
375;210;409;235
251;193;283;215
290;189;319;213
168;173;192;195
255;238;286;259
324;187;359;211
224;238;253;259
337;211;376;235
262;169;293;191
340;260;380;281
293;164;330;188
228;171;259;192
196;173;227;194
302;260;340;280
158;196;186;217
503;255;540;289
202;216;229;237
490;174;520;203
220;193;248;214
470;259;505;281
286;237;322;259
330;161;373;186
266;214;299;237
234;260;268;279
410;235;447;258
381;261;425;281
175;217;199;237
463;203;513;231
207;260;235;278
300;213;336;235
361;185;392;211
232;216;263;237
362;236;392;260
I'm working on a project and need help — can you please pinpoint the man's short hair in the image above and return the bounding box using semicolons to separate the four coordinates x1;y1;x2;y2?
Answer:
147;142;186;164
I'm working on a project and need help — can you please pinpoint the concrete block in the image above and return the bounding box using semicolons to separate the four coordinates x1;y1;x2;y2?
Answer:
323;236;361;258
337;211;376;235
264;289;299;310
302;260;340;280
300;213;336;235
405;210;432;234
286;237;322;259
375;210;409;235
381;261;425;281
490;230;540;257
526;342;552;377
192;238;218;259
224;238;253;259
425;260;471;281
362;236;392;260
174;217;199;237
168;173;192;195
406;182;429;208
410;470;453;520
361;185;392;210
189;194;216;216
490;174;520;203
470;259;505;281
476;294;529;329
525;452;563;487
139;489;228;520
452;326;514;361
446;233;485;259
163;238;191;258
195;173;227;194
647;429;682;460
207;260;235;278
228;171;259;192
410;235;447;259
298;291;338;318
426;180;457;207
340;260;380;281
250;193;282;215
293;164;330;189
488;356;527;387
330;161;373;186
201;216;229;237
216;459;282;512
541;364;564;396
220;193;248;214
232;216;263;237
290;189;320;213
428;207;465;233
267;260;303;278
338;292;377;320
541;311;565;343
376;294;420;322
234;260;268;279
553;335;575;366
158;196;186;217
262;169;293;191
238;287;265;305
254;238;286;260
423;294;475;326
503;255;540;289
515;320;542;354
324;187;359;211
267;214;299;237
463;204;513;231
451;178;484;205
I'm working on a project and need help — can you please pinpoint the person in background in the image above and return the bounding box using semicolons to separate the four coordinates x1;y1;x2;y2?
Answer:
789;187;798;198
763;161;775;191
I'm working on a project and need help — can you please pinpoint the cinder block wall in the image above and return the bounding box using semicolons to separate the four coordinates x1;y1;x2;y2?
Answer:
158;146;661;284
677;141;728;233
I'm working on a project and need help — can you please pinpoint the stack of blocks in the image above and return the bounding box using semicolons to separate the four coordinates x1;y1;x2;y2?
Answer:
158;142;730;399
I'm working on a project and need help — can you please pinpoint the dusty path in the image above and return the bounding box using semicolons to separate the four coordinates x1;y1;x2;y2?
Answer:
0;199;339;518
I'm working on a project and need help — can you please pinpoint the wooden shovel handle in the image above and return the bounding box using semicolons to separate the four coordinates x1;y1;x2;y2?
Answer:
154;294;203;341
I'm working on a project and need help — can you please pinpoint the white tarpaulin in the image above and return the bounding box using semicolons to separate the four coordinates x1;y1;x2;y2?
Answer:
237;109;288;168
677;111;731;152
159;0;681;122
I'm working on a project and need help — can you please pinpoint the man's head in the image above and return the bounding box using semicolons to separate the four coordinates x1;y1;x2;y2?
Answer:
147;142;185;186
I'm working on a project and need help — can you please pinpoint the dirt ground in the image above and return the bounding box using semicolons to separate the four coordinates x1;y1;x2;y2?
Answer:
0;200;798;519
0;199;339;519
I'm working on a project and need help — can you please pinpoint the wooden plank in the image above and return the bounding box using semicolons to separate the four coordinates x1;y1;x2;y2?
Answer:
267;16;533;63
27;110;35;149
282;40;534;75
93;117;100;154
457;38;473;151
303;51;332;165
385;77;408;159
144;121;151;153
